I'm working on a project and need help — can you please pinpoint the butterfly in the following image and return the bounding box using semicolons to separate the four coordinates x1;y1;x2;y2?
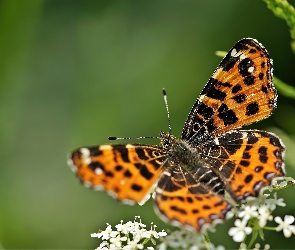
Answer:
68;38;285;232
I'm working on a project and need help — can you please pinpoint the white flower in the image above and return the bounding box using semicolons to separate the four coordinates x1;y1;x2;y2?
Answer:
215;245;226;250
253;243;260;250
93;216;166;249
225;208;236;220
116;220;134;234
228;219;252;242
239;243;247;250
109;233;123;248
238;205;258;222
148;224;167;240
94;224;113;240
245;194;269;207
157;229;203;249
264;244;270;250
275;215;295;238
157;228;225;249
265;192;285;211
157;230;167;238
96;241;109;250
257;205;273;227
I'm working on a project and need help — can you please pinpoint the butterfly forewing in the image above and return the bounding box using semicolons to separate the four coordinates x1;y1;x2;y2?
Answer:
182;38;276;144
69;144;166;203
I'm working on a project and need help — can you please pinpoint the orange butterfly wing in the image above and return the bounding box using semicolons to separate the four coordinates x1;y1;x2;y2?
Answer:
68;144;166;204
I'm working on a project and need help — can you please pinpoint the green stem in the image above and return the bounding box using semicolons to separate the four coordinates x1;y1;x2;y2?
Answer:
203;233;211;250
263;226;277;231
274;76;295;99
247;228;258;250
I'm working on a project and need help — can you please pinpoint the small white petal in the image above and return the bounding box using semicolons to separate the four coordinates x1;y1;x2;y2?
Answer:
91;233;99;237
285;215;295;224
264;244;270;250
274;216;283;224
233;231;245;242
244;227;252;235
283;228;292;238
228;227;238;236
254;243;260;249
239;243;247;250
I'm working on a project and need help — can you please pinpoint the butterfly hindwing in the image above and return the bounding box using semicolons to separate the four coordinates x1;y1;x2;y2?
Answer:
154;169;232;232
199;129;285;202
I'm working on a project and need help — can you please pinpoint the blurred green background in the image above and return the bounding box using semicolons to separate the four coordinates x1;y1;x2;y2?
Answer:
1;0;295;249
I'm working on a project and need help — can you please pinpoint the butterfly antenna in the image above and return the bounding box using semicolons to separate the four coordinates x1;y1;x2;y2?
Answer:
109;89;171;141
162;88;172;135
108;135;159;140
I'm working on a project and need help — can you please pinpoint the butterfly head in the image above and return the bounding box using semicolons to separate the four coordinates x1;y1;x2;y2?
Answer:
159;131;176;153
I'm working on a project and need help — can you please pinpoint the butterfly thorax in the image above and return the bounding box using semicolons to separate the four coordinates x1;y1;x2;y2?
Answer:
160;132;202;170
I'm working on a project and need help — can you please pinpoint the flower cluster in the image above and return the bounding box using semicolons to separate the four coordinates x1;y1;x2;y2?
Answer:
92;216;167;249
157;229;224;250
228;177;295;247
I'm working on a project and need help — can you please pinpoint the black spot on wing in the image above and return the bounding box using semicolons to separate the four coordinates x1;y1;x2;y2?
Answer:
134;163;153;180
170;205;187;215
219;53;239;71
246;102;259;116
238;58;254;77
234;39;250;51
247;132;258;144
217;104;238;126
89;161;105;172
105;171;114;177
206;119;218;134
261;85;268;93
135;147;149;160
115;165;123;171
131;184;143;192
240;160;250;167
124;169;132;178
90;147;103;156
244;75;255;85
258;146;267;155
244;174;253;183
119;147;130;162
232;94;246;103
232;84;242;94
202;78;227;101
255;166;263;172
198;103;214;120
242;152;251;159
261;61;265;68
